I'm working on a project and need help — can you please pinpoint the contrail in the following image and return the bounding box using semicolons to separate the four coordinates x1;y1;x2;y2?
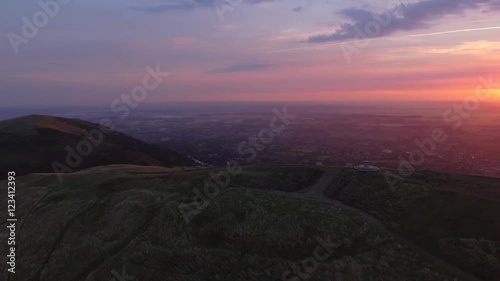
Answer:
273;41;356;53
274;25;500;53
406;26;500;38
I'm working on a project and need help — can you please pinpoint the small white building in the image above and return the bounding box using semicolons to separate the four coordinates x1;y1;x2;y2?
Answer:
354;161;380;172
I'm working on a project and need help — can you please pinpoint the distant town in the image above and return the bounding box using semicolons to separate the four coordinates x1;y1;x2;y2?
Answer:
7;102;496;178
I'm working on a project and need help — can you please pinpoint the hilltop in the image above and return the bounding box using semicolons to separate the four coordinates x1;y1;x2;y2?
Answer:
0;115;192;178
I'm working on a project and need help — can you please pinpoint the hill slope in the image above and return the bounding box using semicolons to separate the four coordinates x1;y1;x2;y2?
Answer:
326;168;500;280
0;115;192;178
0;165;459;281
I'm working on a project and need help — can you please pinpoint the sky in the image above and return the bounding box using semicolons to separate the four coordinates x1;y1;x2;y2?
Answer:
1;0;500;107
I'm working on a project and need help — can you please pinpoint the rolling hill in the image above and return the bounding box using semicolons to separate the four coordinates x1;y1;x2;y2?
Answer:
0;165;461;281
1;164;499;280
0;115;192;178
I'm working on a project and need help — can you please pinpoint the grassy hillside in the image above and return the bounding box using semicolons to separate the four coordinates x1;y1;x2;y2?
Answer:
0;166;456;281
325;168;500;280
229;165;323;191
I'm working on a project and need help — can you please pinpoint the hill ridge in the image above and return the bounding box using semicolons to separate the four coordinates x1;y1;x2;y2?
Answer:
0;115;193;178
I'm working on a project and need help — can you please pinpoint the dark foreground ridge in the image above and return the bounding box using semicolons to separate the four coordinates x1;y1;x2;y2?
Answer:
1;165;499;281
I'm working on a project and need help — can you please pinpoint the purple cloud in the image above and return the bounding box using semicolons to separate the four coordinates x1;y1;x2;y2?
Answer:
308;0;500;43
292;6;304;13
130;0;275;13
208;62;273;73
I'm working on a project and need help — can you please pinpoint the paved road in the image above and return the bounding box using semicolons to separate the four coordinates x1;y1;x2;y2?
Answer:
257;169;483;281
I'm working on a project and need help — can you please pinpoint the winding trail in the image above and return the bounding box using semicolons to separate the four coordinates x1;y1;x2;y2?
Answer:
257;169;483;281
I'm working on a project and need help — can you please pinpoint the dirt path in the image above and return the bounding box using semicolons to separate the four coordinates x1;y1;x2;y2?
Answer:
260;169;482;281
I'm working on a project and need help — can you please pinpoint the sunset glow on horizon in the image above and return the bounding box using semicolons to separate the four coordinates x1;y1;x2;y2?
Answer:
1;0;500;106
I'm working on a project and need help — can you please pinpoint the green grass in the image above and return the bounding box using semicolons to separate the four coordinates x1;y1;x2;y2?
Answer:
0;166;456;281
326;168;500;280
